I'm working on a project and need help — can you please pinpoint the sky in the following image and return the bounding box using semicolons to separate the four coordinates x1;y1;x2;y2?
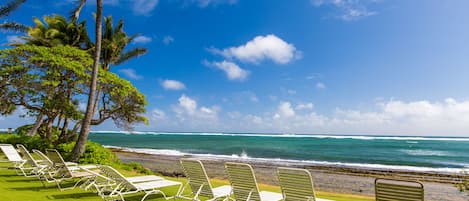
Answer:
1;0;469;136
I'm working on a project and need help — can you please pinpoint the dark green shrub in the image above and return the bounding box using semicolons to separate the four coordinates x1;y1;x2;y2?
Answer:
56;141;120;165
0;134;52;151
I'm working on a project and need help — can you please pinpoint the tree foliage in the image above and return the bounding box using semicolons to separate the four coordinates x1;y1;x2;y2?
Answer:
0;45;148;141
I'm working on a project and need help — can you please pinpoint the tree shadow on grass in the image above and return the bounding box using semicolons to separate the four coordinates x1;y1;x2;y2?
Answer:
5;178;38;182
9;185;58;191
48;192;98;200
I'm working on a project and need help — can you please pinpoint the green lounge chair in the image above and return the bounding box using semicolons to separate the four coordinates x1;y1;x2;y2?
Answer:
375;178;424;201
277;167;333;201
178;159;232;201
97;165;182;201
225;162;282;201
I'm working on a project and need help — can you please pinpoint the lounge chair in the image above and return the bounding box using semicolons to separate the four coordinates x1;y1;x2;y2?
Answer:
375;178;424;201
45;149;102;191
277;167;333;201
0;144;26;171
97;165;182;201
225;162;282;201
16;144;48;177
178;159;232;201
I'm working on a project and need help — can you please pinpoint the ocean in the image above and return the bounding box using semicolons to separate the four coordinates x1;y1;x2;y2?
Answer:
89;131;469;173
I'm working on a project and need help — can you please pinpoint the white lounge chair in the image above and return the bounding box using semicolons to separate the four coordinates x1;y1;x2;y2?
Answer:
98;165;182;201
45;149;102;191
16;144;48;177
178;159;232;201
277;167;333;201
0;144;26;172
375;178;424;201
225;162;282;201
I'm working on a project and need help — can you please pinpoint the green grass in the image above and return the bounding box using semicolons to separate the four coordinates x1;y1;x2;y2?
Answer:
0;162;373;201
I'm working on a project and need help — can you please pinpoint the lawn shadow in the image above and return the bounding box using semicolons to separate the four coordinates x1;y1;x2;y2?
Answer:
49;192;98;200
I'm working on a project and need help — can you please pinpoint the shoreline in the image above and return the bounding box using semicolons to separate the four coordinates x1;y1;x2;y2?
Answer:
111;148;469;201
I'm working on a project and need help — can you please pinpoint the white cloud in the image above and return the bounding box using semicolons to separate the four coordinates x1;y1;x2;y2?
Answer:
151;109;166;120
296;103;314;110
131;0;159;16
161;79;186;90
210;34;301;64
316;82;326;89
312;0;378;21
287;89;296;95
173;95;220;122
118;68;143;80
133;35;152;44
205;60;249;81
274;102;296;119
162;36;174;45
185;0;238;7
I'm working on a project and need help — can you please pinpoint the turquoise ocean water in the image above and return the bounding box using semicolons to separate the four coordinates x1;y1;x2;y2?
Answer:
89;132;469;173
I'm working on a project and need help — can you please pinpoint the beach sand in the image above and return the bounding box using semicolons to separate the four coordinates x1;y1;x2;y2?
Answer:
113;149;469;201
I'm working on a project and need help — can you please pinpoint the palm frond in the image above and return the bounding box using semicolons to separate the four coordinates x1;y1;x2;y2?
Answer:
115;48;147;65
0;0;26;18
0;21;29;32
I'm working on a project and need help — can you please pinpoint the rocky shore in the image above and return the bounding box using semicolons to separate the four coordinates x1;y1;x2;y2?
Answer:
112;149;469;201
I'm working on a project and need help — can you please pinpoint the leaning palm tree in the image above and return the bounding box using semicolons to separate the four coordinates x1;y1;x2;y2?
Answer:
90;16;147;123
70;0;103;162
0;0;28;32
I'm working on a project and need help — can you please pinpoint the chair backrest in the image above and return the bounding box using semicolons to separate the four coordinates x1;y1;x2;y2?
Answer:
180;159;214;198
225;162;261;201
32;149;54;168
16;144;39;167
375;178;424;201
98;165;137;191
0;144;23;162
277;167;316;201
46;149;73;178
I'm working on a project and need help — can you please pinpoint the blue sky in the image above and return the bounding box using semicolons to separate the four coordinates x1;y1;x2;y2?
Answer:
2;0;469;136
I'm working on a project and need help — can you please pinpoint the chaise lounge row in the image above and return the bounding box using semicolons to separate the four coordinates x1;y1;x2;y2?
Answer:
0;143;425;201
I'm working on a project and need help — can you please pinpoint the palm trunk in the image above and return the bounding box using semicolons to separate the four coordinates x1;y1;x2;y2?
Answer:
27;113;43;136
70;0;103;162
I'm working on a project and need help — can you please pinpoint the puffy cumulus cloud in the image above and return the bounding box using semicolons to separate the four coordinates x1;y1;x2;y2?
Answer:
274;102;296;119
161;79;186;90
210;34;301;64
203;98;469;136
312;0;378;21
118;68;143;80
131;0;159;16
173;95;220;122
204;60;249;81
133;35;152;44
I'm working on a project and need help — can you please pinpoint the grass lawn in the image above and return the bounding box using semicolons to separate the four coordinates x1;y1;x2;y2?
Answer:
0;162;373;201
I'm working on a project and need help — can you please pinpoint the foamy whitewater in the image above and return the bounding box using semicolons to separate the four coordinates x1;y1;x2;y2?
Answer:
89;131;469;173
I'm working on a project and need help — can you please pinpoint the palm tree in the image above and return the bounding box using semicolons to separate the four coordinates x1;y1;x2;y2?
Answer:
0;0;28;32
24;15;91;49
70;0;103;162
